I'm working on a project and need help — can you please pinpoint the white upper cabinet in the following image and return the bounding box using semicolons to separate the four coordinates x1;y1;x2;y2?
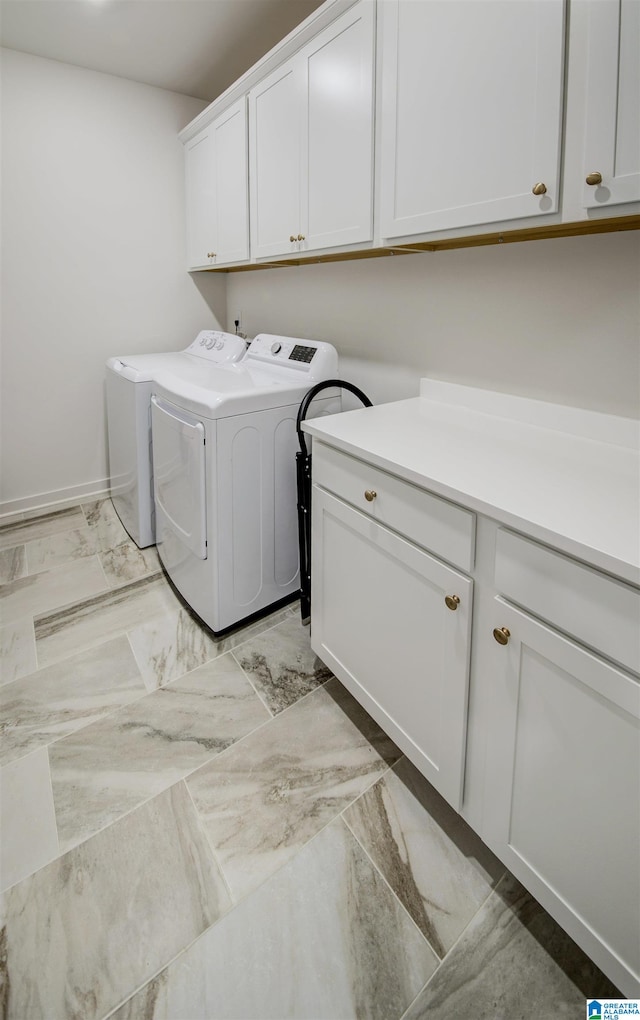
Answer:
185;127;216;269
184;98;249;270
304;0;375;251
249;0;375;259
378;0;566;239
181;0;637;269
249;61;303;259
581;0;640;209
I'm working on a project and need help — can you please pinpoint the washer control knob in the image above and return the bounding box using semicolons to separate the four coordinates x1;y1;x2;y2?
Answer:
271;342;282;355
205;338;214;349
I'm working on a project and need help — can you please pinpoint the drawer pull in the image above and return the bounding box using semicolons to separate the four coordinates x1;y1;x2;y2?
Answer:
493;627;511;646
364;489;377;502
445;595;460;611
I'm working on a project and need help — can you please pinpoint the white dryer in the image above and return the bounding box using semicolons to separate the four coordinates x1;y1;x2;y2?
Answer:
150;334;339;633
105;330;247;547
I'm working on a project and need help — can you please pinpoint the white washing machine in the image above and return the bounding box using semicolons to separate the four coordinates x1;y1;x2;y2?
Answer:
150;333;339;633
105;330;247;547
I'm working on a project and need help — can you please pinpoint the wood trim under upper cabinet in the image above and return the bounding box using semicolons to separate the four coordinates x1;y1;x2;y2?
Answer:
201;214;639;271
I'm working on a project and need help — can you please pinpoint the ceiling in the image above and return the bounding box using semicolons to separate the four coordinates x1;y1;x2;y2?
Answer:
0;0;325;102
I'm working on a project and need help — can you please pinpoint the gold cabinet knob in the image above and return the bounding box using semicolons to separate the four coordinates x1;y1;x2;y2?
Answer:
586;171;603;186
364;489;377;502
445;595;460;611
532;182;547;196
493;627;511;646
290;235;296;243
297;234;305;241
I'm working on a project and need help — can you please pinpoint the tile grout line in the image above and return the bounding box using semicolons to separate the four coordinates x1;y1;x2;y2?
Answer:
44;667;282;863
5;599;390;892
397;873;511;1020
0;614;39;690
229;647;277;718
104;789;434;1020
101;770;312;1020
339;808;440;958
138;687;403;926
182;777;236;908
4;616;298;794
20;672;393;884
74;781;241;1020
0;636;150;767
44;743;61;861
0;512;92;562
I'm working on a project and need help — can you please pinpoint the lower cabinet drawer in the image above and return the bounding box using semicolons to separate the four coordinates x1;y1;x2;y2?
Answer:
313;441;476;572
495;528;640;674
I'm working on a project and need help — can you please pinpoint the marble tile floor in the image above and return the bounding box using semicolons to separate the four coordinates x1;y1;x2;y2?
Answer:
0;500;620;1019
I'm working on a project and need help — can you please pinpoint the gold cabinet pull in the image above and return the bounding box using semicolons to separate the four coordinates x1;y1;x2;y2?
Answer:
207;252;216;259
290;235;296;243
493;627;511;646
445;595;460;611
586;171;603;186
364;489;377;502
532;182;547;196
297;234;306;241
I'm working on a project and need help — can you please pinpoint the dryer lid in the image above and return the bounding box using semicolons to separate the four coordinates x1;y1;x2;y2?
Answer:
151;335;339;419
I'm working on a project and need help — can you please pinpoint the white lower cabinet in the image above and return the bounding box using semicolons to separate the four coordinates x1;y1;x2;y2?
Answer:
482;597;640;994
311;469;473;811
310;438;640;996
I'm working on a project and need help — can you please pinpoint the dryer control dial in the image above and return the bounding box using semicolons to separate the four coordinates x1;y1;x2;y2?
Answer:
271;342;282;355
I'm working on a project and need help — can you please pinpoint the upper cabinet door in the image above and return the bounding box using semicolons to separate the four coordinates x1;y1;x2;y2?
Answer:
379;0;565;239
185;125;217;270
301;0;375;251
249;0;375;260
582;0;640;208
184;98;249;270
213;100;249;265
249;62;303;259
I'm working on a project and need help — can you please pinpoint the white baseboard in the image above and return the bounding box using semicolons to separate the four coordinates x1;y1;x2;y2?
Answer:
0;478;111;522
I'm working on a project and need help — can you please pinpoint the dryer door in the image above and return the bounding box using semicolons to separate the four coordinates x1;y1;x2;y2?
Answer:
151;395;207;560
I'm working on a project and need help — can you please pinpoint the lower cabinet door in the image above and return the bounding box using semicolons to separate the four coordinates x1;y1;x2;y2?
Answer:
311;486;472;811
483;597;640;996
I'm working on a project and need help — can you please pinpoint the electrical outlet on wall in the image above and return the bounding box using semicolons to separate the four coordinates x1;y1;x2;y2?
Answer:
233;312;247;341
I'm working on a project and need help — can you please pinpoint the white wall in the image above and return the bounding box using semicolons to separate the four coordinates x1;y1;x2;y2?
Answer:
0;49;226;514
2;48;638;518
227;231;640;416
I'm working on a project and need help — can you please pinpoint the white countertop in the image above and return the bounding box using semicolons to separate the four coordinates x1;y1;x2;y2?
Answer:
302;379;640;586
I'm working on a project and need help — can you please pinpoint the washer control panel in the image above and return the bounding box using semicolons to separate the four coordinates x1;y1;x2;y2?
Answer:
248;334;338;378
186;331;247;364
